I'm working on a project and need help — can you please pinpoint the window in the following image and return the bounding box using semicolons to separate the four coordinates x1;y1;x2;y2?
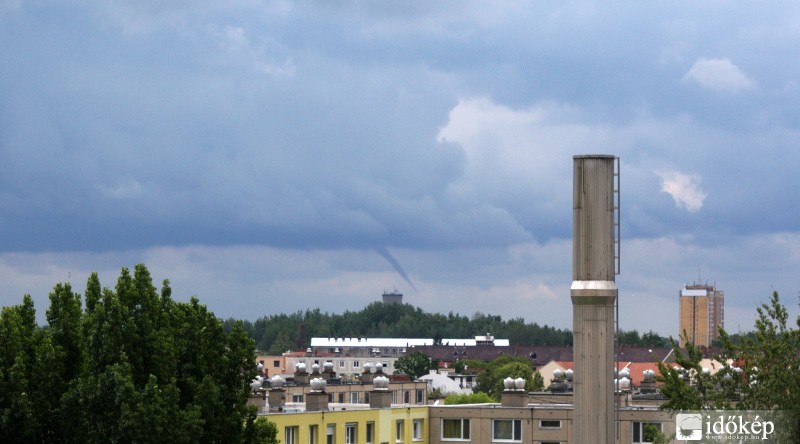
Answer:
273;360;280;368
340;360;346;368
441;419;470;441
292;394;304;402
366;422;374;444
403;390;410;404
539;420;561;429
416;390;424;404
492;420;522;442
350;392;359;403
354;360;360;368
413;420;423;441
396;420;405;443
346;424;357;444
339;393;345;403
286;427;299;444
310;426;318;444
632;422;662;443
327;425;335;444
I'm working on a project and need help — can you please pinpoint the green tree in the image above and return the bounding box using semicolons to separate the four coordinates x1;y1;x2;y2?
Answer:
0;265;279;444
394;351;435;380
657;291;799;441
473;355;539;400
444;392;495;404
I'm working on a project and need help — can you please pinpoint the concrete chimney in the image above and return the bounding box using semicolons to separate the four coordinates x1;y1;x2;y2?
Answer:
571;155;618;444
306;378;329;411
369;376;393;408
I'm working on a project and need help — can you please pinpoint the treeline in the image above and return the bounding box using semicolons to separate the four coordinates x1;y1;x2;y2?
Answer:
224;302;670;354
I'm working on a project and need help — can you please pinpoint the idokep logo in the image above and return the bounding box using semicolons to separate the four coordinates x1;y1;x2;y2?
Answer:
675;413;702;440
675;411;779;442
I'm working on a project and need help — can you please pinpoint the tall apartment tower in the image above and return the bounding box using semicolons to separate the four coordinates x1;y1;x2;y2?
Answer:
679;284;725;347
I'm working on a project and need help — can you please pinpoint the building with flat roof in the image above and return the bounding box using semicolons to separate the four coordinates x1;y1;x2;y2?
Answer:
301;336;509;381
679;283;725;347
258;383;676;444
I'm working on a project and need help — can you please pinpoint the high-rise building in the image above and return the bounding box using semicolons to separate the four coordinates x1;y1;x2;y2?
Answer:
679;284;724;347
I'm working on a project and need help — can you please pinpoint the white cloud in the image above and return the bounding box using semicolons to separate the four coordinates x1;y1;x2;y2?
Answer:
436;97;611;201
657;171;707;213
683;58;755;93
209;25;296;76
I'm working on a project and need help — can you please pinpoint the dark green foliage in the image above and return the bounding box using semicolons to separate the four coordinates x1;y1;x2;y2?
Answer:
618;329;669;348
394;351;436;380
444;392;495;404
225;302;576;352
0;265;278;444
657;291;800;442
471;355;543;400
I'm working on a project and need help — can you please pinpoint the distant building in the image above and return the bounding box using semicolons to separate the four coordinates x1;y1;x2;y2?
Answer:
382;291;403;305
299;336;510;381
679;283;725;347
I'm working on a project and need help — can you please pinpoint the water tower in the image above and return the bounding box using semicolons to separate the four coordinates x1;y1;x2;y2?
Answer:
571;155;619;443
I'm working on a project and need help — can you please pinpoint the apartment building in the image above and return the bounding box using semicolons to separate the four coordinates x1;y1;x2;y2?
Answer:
260;386;675;444
679;284;725;347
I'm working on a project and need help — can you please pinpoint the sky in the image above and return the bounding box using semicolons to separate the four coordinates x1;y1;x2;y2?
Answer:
2;1;800;337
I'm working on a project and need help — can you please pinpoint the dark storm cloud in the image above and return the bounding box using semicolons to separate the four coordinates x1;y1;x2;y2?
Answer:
3;1;800;335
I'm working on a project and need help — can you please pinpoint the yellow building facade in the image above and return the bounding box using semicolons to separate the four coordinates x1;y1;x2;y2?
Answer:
263;406;429;444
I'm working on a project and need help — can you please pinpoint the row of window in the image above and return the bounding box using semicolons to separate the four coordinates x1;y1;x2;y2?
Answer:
294;359;393;370
286;419;661;444
284;420;425;444
441;419;661;444
441;419;561;442
289;390;425;405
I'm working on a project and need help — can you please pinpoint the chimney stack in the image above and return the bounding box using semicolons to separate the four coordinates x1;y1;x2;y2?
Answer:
571;155;618;444
369;376;393;408
306;378;329;411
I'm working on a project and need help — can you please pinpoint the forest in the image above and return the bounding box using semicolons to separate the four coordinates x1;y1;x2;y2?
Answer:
223;301;669;354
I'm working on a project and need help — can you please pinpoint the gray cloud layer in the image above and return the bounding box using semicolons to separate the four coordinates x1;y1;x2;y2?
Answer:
2;1;800;334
